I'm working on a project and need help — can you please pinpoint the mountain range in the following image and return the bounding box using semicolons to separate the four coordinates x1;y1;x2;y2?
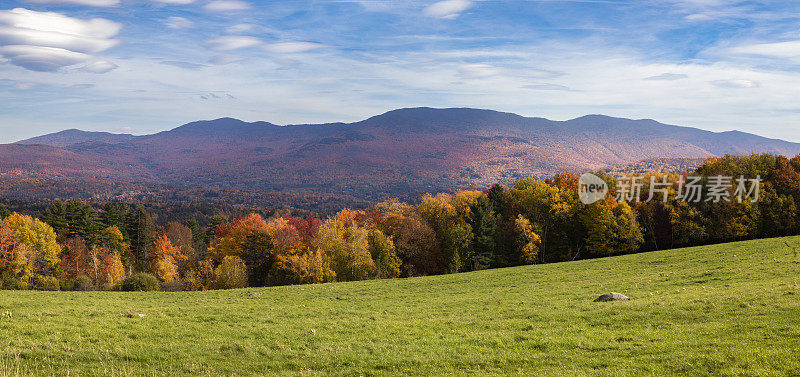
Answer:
4;107;799;199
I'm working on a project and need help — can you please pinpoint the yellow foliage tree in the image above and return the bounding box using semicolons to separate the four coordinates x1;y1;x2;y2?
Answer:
514;215;541;264
316;209;376;281
214;255;248;289
0;213;61;283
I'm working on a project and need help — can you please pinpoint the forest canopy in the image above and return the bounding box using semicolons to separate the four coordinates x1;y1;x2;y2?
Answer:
1;153;798;291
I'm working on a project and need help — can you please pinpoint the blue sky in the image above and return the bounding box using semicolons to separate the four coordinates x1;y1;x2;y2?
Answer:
1;0;800;142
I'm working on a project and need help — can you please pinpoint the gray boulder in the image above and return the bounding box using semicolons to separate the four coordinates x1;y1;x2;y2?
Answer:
594;292;629;302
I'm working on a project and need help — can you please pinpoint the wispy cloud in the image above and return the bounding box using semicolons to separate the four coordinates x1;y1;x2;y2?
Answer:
81;60;118;73
645;73;688;81
25;0;119;7
263;42;323;53
203;0;251;12
163;16;194;29
151;0;195;4
160;60;205;69
204;35;261;51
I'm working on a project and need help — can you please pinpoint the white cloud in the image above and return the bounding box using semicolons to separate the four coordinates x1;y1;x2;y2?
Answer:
151;0;195;4
203;0;252;12
163;16;194;29
16;82;37;90
226;23;254;33
684;13;714;21
69;83;94;89
458;63;502;78
423;0;472;19
25;0;119;7
81;60;118;73
0;45;90;72
204;35;261;51
0;8;121;72
726;41;800;59
263;42;322;53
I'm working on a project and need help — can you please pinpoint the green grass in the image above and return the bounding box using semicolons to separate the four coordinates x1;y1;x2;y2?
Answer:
2;237;800;376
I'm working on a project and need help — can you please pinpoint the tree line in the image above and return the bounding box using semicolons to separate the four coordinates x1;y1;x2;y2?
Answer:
1;153;799;291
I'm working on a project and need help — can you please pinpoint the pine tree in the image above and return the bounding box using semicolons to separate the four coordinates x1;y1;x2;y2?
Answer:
241;230;274;287
100;203;130;240
40;200;68;236
0;204;10;219
467;196;498;270
64;200;102;246
126;206;155;270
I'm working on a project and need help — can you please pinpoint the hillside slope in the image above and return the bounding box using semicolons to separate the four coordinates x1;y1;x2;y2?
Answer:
1;236;799;376
8;108;800;198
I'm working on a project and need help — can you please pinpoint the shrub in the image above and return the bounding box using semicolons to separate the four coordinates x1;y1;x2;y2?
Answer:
62;276;96;291
161;279;184;292
32;276;60;291
0;272;27;290
120;273;160;292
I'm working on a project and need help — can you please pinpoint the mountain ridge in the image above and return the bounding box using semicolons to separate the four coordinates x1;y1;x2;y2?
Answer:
7;107;800;199
17;108;796;148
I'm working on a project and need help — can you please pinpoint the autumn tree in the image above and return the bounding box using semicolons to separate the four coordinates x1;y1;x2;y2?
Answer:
60;237;93;281
513;215;540;264
416;191;480;273
379;211;442;276
214;255;248;289
316;209;376;281
163;222;198;274
368;230;401;279
0;213;61;284
151;234;186;282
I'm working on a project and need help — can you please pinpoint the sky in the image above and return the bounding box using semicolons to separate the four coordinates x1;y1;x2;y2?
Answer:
1;0;800;143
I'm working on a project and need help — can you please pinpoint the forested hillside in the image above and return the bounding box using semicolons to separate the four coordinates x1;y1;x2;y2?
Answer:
6;108;800;199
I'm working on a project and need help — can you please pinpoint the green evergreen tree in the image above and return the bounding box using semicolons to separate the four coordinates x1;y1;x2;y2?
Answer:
64;200;102;246
0;203;10;219
126;206;155;270
40;200;68;236
467;196;498;270
186;218;207;257
100;202;130;240
205;215;226;246
241;230;275;287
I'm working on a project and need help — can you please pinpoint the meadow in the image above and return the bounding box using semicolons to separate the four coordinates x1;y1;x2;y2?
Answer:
1;236;799;376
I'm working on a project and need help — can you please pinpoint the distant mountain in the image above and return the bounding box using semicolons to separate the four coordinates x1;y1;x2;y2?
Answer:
4;107;800;199
19;129;136;148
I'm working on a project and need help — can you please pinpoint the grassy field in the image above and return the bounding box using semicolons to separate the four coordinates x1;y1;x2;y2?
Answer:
1;237;799;376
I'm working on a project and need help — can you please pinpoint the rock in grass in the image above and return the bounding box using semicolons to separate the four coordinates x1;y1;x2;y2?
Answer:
126;311;147;318
594;292;629;302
